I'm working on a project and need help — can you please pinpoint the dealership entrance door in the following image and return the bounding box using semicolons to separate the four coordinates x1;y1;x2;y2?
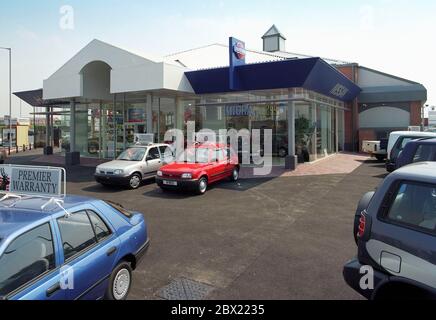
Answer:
225;103;288;165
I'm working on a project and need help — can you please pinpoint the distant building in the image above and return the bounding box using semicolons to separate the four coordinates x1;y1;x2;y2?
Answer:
429;109;436;128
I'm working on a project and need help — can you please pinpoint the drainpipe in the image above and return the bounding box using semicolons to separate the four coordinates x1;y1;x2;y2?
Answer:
351;64;358;152
285;101;298;170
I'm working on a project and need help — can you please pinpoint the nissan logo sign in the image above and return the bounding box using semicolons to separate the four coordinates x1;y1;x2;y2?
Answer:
233;41;246;60
330;84;349;98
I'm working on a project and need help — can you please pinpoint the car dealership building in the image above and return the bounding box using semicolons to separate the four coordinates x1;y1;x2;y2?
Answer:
15;25;427;168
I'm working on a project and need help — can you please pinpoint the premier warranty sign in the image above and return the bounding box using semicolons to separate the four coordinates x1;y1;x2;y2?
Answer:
0;165;64;197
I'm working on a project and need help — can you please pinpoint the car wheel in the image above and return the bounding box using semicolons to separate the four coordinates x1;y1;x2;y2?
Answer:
375;155;385;162
197;177;208;195
129;173;142;190
230;167;239;181
279;147;288;158
105;262;132;301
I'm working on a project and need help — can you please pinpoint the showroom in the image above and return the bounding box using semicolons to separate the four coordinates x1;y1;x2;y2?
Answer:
14;32;363;169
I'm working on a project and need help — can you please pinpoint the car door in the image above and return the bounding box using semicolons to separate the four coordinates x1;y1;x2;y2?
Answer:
0;222;66;300
209;148;227;182
55;210;120;300
371;180;436;287
145;147;162;175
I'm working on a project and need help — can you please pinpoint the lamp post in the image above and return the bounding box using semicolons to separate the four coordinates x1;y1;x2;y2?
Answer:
0;47;12;154
423;104;429;131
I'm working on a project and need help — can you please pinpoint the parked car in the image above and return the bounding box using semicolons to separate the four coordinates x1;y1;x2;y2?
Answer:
362;139;388;162
0;196;149;300
156;143;240;195
344;162;436;300
395;138;436;170
95;143;174;189
0;148;7;164
386;131;436;172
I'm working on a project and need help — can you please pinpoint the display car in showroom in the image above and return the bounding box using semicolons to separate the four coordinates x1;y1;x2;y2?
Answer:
344;162;436;300
95;143;174;189
156;143;240;195
0;196;149;300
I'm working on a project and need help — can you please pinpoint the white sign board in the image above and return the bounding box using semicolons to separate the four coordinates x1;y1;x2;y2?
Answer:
0;165;65;197
134;133;154;145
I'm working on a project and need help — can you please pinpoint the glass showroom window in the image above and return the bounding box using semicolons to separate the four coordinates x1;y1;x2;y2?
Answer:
295;102;316;163
316;104;333;158
124;96;147;146
74;104;91;157
159;98;176;142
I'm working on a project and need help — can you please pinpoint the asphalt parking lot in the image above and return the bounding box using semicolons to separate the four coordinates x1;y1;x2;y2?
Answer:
6;152;388;300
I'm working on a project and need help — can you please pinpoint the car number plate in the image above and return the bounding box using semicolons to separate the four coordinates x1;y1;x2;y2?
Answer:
163;180;177;186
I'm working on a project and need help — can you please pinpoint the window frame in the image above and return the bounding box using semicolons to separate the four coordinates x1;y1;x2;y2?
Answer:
57;210;112;264
86;210;113;243
0;222;57;299
378;179;436;237
412;144;436;163
147;147;161;161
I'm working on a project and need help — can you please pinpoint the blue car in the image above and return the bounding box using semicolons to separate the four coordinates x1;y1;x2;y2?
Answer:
395;138;436;170
0;196;149;300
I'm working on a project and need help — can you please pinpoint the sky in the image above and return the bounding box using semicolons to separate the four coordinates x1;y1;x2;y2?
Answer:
0;0;435;117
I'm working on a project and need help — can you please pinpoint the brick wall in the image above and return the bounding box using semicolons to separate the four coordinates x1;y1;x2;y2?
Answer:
410;101;423;126
335;65;359;152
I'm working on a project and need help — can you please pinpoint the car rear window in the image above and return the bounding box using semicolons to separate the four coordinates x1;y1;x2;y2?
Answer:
105;201;133;218
385;181;436;233
413;145;436;163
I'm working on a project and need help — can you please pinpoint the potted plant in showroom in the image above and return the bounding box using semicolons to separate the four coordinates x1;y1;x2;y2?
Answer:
295;116;316;163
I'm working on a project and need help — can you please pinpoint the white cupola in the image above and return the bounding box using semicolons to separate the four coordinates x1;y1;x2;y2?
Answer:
262;25;286;52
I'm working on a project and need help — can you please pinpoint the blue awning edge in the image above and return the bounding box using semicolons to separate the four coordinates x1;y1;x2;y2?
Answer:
185;57;361;102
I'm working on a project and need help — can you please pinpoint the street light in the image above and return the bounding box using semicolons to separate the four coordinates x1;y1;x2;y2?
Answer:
0;47;11;155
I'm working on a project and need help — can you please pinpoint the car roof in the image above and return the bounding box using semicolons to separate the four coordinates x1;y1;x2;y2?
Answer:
0;195;98;241
193;143;228;149
390;131;436;138
390;162;436;183
410;138;436;145
128;143;169;148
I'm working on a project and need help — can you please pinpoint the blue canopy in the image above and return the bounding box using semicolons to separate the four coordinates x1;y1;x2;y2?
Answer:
185;57;361;102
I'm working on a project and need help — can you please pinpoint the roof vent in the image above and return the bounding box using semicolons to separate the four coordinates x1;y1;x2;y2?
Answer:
262;25;286;53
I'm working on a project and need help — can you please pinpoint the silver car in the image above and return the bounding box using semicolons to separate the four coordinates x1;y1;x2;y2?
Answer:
95;143;174;189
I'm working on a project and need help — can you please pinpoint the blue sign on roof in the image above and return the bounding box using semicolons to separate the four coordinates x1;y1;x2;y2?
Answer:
185;57;361;102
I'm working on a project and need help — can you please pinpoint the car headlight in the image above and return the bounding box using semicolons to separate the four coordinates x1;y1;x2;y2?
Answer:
114;169;124;175
181;173;192;179
96;168;102;174
157;171;163;177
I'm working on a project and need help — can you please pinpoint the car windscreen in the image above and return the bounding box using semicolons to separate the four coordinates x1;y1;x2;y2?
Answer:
177;148;211;163
117;148;146;161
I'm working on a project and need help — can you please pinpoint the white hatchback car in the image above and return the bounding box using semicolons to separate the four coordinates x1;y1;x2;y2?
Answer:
95;143;174;189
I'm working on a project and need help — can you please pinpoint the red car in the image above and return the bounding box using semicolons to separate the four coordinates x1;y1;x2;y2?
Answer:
156;143;240;195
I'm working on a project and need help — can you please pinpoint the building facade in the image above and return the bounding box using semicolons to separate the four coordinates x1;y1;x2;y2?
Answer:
15;26;427;168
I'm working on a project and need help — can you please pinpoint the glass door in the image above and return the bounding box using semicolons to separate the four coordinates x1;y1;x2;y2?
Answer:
125;123;147;146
